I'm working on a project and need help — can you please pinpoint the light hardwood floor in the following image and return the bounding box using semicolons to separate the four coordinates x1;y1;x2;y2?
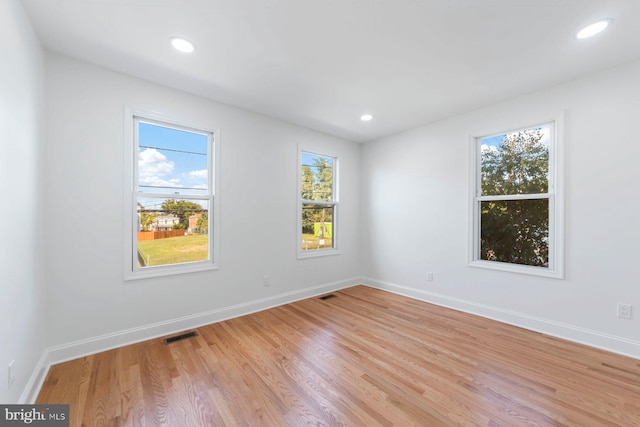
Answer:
37;286;640;426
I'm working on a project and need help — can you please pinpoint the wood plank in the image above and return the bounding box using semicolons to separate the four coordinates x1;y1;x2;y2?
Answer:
37;286;640;426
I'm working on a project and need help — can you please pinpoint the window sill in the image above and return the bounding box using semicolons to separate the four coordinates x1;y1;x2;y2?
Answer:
469;260;563;279
125;261;219;281
297;249;341;260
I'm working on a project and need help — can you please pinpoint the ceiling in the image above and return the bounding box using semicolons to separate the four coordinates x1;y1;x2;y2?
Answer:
20;0;640;142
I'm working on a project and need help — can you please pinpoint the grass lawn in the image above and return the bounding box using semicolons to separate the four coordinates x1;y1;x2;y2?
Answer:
138;234;208;266
301;233;333;251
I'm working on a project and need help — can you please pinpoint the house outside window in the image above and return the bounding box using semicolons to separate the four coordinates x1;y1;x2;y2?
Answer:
124;110;219;279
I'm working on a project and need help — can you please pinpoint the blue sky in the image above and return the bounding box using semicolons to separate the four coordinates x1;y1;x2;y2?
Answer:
301;151;333;169
480;134;504;148
480;126;550;152
138;121;208;196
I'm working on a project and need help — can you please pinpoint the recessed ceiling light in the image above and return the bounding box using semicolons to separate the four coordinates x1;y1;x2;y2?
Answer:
576;19;612;39
170;37;195;53
360;114;373;122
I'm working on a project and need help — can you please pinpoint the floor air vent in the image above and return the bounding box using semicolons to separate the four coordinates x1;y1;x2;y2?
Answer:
319;294;337;300
163;331;198;344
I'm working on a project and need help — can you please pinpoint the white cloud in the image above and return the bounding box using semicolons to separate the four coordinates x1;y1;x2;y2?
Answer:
188;169;208;179
481;144;498;153
139;148;173;177
141;175;181;188
139;148;180;188
539;127;551;147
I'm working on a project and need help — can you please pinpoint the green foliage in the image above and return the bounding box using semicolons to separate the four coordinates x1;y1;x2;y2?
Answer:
481;128;548;196
481;199;549;266
301;165;315;201
196;211;208;232
161;199;205;229
480;129;549;267
139;210;157;231
312;157;333;202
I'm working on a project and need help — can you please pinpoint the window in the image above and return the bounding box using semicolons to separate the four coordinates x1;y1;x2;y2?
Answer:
298;149;339;257
470;120;563;278
124;110;219;279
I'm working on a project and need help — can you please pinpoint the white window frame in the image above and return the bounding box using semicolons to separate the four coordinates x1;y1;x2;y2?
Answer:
123;108;220;280
469;115;564;278
297;146;340;259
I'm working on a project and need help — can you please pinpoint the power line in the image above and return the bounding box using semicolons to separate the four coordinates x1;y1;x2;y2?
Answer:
301;164;333;168
140;145;206;156
139;185;207;191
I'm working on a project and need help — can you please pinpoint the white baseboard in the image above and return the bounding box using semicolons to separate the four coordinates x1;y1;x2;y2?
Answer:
362;277;640;360
20;350;50;404
24;275;639;402
23;277;359;401
48;277;359;365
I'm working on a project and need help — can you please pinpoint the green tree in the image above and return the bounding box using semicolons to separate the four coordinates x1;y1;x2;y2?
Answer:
480;129;549;267
196;211;208;233
300;157;334;234
301;165;315;200
311;157;333;239
139;210;158;231
301;165;315;233
161;199;205;229
312;157;333;201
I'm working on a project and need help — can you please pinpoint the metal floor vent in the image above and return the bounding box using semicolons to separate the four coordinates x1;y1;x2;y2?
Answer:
319;294;337;300
163;331;198;344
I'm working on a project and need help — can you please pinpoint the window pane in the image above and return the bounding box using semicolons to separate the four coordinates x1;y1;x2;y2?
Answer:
136;197;209;267
301;153;334;202
480;199;548;267
480;126;550;196
138;121;209;195
301;204;334;251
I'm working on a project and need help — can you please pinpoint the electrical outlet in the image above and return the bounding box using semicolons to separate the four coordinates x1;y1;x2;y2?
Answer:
617;303;632;319
8;360;15;388
427;272;434;282
263;275;271;287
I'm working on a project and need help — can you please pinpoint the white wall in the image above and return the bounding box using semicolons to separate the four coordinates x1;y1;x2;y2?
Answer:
0;0;46;403
42;53;361;355
9;9;640;402
361;59;640;357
